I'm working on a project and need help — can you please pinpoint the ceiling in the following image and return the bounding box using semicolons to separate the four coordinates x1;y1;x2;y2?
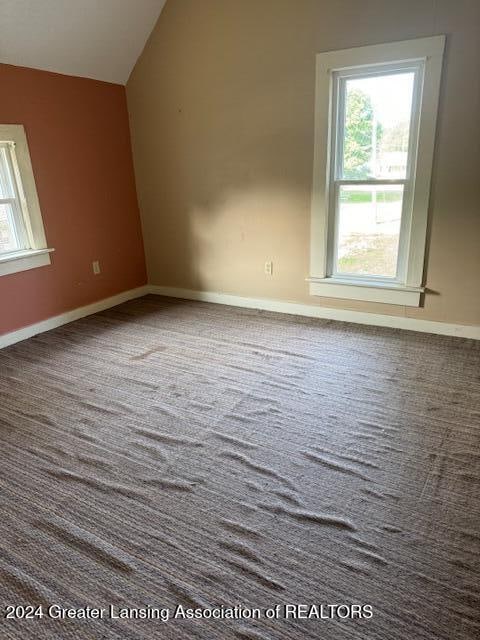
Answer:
0;0;166;84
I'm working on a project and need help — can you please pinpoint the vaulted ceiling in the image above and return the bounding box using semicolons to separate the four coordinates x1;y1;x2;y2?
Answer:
0;0;166;84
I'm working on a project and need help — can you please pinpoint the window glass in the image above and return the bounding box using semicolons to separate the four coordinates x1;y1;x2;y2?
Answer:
0;202;20;253
341;72;415;180
0;146;16;199
0;144;27;254
336;185;403;277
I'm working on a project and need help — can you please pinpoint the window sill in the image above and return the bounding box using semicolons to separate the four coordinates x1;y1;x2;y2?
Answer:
307;276;424;306
0;248;54;277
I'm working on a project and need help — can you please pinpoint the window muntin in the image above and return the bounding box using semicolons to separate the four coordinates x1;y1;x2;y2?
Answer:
0;142;30;255
328;63;423;282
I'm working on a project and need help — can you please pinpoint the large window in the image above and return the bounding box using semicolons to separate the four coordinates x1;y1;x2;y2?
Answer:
0;125;52;276
309;37;444;306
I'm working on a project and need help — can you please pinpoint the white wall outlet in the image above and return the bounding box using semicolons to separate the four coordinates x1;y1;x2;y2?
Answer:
92;260;101;275
264;261;273;276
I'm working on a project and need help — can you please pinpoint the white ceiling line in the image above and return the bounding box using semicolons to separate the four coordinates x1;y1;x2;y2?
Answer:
0;0;166;85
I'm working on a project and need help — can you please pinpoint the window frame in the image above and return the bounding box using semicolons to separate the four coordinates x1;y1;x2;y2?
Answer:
0;125;53;276
308;36;445;306
328;62;422;283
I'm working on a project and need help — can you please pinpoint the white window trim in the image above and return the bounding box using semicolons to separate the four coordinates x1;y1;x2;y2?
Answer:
0;124;53;276
308;36;445;306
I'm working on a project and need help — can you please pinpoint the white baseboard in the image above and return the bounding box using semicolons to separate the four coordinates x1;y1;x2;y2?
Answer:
1;283;478;349
0;285;150;349
148;285;480;340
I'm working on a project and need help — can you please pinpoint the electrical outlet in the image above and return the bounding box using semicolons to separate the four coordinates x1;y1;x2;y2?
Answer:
92;260;101;275
264;261;273;276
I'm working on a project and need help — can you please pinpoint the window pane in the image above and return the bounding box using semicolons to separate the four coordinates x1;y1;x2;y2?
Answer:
0;202;21;253
0;146;16;198
341;72;414;180
335;185;403;277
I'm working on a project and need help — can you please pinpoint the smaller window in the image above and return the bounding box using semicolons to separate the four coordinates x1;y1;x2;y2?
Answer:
0;125;53;276
0;142;31;254
309;37;445;306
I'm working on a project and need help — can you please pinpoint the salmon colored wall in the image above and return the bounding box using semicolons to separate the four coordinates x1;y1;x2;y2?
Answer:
0;63;146;335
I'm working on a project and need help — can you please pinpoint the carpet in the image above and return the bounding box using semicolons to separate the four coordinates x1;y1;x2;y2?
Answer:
0;295;479;639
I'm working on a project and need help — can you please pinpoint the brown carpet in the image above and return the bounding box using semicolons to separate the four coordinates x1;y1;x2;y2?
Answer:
0;295;479;640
